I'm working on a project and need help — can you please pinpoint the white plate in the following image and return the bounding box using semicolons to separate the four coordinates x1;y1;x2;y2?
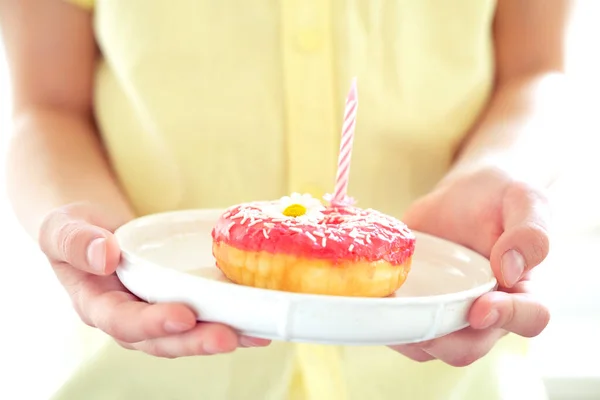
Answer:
115;209;497;346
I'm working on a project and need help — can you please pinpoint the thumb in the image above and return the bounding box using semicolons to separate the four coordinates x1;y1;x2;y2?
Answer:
39;204;121;275
401;195;435;230
490;183;551;288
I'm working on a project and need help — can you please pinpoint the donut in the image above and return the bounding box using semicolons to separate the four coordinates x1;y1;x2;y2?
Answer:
211;193;416;297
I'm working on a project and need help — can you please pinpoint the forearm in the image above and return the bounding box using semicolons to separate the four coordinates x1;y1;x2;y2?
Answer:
448;72;573;189
6;107;135;238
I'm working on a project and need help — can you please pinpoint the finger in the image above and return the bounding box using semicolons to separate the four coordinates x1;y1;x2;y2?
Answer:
419;328;506;367
469;290;550;338
491;183;551;287
130;323;241;358
116;334;270;356
389;344;436;363
82;289;197;343
115;340;135;350
239;336;272;348
39;208;121;275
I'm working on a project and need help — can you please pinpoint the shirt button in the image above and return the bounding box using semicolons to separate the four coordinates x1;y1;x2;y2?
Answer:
295;29;322;52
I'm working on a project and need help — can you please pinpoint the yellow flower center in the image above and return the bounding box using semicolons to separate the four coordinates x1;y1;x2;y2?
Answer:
283;203;307;217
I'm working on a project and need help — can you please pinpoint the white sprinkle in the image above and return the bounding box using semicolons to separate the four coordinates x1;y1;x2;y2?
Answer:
365;235;372;244
248;219;262;227
224;222;235;239
241;215;249;225
262;229;269;239
313;231;325;237
222;211;231;218
264;222;275;228
305;232;317;242
321;237;327;247
290;227;303;233
356;239;365;246
348;244;355;252
231;210;244;219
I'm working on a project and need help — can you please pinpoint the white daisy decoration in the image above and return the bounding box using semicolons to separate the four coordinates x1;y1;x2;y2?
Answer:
263;192;326;221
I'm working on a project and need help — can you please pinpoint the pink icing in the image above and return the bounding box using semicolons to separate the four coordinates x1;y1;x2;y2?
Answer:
211;202;416;266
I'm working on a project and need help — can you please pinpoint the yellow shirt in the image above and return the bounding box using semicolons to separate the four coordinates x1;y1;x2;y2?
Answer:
54;1;546;399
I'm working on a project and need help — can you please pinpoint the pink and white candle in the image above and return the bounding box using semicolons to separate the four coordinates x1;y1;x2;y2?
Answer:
331;77;358;205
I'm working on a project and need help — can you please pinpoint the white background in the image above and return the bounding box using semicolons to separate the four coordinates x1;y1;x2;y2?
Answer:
1;2;600;399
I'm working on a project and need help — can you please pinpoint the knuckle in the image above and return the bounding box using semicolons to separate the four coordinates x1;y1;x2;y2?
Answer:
38;210;62;254
531;225;550;255
144;341;177;359
91;299;124;341
55;221;86;265
38;204;96;262
189;338;208;356
474;204;502;238
522;222;550;265
138;312;164;340
498;302;515;329
504;182;551;267
525;305;551;338
141;340;160;356
96;313;119;338
68;282;95;327
71;298;95;328
506;181;550;213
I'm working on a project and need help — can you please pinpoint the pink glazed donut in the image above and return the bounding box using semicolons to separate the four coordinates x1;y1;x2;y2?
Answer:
211;193;416;297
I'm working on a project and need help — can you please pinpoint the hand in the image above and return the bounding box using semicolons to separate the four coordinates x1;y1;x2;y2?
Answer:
39;202;270;358
390;168;551;367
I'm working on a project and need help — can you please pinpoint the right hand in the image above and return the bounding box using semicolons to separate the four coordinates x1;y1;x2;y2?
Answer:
38;202;270;358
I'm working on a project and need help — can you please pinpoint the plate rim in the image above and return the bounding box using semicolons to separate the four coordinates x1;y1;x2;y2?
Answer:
115;209;498;306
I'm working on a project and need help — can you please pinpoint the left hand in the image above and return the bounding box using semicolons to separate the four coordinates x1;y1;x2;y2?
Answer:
390;167;551;367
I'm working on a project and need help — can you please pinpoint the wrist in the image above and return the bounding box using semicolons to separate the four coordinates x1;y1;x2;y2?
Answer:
447;73;571;191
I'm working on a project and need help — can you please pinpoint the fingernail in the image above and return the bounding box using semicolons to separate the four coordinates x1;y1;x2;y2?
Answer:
479;309;500;329
164;320;194;334
501;249;525;287
87;238;107;272
239;336;256;347
239;336;267;347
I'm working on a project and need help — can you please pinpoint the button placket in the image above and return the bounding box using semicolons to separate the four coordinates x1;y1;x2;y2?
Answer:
280;0;338;198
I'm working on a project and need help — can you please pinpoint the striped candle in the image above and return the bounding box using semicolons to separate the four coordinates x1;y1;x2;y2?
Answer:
332;77;358;205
